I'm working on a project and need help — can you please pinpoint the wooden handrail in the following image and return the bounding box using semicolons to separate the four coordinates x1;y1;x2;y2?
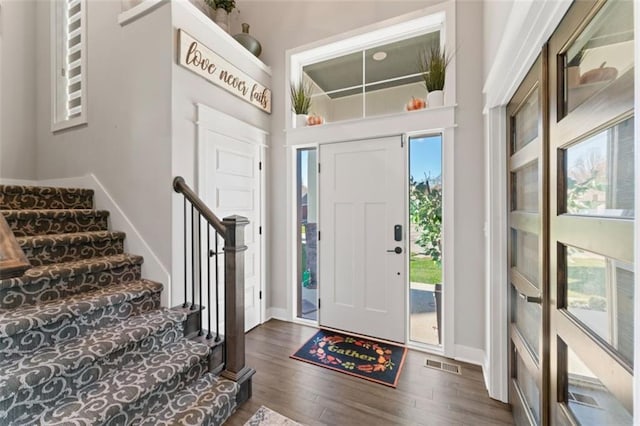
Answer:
173;176;255;400
0;214;30;279
173;176;226;235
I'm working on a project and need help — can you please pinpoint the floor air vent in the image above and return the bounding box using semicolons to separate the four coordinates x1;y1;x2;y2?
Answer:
424;358;461;375
568;391;600;409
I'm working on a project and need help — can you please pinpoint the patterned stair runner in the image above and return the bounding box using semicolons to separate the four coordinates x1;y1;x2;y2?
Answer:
0;185;238;425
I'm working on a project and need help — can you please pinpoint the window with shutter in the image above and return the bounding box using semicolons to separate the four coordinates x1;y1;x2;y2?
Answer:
51;0;87;131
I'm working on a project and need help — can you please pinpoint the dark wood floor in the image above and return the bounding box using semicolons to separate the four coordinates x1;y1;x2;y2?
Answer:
225;320;514;426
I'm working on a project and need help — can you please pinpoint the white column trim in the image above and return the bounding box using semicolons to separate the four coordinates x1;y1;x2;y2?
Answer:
484;106;508;402
482;0;572;404
633;0;640;421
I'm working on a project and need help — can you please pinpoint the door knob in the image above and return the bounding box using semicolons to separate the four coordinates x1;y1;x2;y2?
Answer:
387;247;402;254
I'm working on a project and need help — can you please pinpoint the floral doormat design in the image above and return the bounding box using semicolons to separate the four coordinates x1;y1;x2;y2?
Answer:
290;329;407;387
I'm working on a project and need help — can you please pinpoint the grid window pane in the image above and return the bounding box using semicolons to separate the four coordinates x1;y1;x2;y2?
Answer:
512;88;539;153
564;0;634;113
565;246;634;366
512;161;539;213
515;351;541;424
512;286;541;360
564;117;634;217
511;228;539;288
565;344;632;425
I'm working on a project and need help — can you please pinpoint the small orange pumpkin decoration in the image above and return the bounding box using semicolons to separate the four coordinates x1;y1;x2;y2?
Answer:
406;97;426;111
307;114;324;126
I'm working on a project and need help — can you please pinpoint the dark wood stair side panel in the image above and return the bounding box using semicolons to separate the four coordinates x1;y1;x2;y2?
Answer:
0;215;30;280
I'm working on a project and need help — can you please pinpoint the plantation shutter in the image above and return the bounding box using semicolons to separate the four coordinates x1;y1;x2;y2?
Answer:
65;0;84;119
52;0;87;131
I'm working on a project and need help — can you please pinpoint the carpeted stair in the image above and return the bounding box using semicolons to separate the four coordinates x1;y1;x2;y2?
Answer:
0;184;239;425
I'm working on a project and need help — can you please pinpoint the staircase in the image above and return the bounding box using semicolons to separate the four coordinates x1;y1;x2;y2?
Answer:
0;184;244;425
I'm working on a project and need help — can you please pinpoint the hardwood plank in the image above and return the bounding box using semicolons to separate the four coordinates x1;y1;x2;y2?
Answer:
225;320;513;425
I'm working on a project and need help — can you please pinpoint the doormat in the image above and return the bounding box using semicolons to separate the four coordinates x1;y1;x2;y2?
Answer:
244;406;303;426
290;329;407;387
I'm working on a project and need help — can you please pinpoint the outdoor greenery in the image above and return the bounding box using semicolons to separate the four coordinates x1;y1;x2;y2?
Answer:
410;175;442;265
204;0;236;12
410;255;441;284
290;81;313;114
420;44;451;92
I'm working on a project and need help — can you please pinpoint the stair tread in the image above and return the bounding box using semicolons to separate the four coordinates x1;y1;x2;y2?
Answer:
42;339;209;425
16;230;126;248
0;185;94;196
1;209;109;218
141;372;239;426
0;279;162;338
0;308;186;399
0;253;143;291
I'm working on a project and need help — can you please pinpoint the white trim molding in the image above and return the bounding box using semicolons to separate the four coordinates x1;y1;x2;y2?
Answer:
482;0;572;404
483;0;572;110
118;0;169;26
634;0;640;419
454;344;485;368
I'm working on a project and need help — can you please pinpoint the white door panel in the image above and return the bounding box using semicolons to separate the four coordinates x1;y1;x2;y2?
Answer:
200;125;262;333
319;136;406;343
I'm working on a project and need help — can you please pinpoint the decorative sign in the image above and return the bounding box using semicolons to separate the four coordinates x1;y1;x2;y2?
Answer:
178;29;271;114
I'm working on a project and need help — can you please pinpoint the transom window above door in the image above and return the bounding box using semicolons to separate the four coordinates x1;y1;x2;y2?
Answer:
287;6;452;126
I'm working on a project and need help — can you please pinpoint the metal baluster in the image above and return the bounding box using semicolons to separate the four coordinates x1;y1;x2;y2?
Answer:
191;205;195;310
198;213;203;336
215;232;220;342
183;197;188;308
207;225;212;339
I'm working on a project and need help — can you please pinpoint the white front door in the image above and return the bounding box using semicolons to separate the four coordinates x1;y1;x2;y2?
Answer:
198;106;264;332
319;136;406;343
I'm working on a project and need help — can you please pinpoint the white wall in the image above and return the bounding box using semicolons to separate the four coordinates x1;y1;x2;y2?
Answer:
35;1;174;270
169;1;271;306
0;0;37;180
482;0;512;80
236;0;486;352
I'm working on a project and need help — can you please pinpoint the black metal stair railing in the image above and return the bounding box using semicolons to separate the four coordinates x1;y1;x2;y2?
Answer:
173;176;255;400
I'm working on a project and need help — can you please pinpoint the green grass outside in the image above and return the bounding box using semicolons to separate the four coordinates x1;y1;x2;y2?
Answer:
410;255;442;284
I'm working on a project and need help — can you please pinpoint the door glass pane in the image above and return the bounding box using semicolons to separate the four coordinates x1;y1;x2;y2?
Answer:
296;149;318;320
565;344;632;425
512;87;539;153
564;245;634;365
512;286;541;360
564;0;634;113
564;117;634;217
511;228;539;287
512;161;539;213
409;135;443;346
515;349;541;424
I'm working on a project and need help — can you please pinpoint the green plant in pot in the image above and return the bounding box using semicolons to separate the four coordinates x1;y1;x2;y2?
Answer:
290;81;312;128
204;0;235;32
420;44;451;107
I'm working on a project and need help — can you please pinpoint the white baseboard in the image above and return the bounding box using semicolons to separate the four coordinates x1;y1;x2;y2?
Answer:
266;307;289;322
0;178;38;186
36;175;172;307
454;344;485;367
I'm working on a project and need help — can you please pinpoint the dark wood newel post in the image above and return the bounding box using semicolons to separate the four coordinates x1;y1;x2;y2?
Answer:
221;215;255;402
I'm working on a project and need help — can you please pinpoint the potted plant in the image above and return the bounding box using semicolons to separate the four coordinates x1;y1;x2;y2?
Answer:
204;0;236;33
420;44;451;107
290;81;312;128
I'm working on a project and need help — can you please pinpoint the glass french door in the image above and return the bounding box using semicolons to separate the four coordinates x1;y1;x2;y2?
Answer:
507;52;548;426
507;1;635;424
548;0;634;423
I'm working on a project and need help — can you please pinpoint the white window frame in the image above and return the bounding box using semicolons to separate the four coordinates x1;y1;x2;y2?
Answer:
285;2;455;130
51;0;88;132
